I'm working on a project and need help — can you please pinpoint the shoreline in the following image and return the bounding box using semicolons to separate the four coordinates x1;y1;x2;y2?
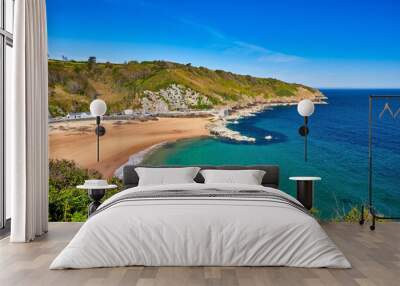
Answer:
49;95;327;178
113;141;168;179
207;97;327;142
111;97;328;175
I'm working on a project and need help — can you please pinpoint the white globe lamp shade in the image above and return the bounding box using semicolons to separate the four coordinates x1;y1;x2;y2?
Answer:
90;99;107;117
297;99;315;117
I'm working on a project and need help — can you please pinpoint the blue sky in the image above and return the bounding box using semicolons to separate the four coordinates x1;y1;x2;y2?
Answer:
47;0;400;88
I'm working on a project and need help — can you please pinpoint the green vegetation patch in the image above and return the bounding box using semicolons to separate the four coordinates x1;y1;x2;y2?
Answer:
48;58;319;116
49;159;122;222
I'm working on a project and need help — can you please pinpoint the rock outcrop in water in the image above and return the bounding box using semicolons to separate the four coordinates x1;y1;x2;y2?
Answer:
207;95;328;143
208;120;256;142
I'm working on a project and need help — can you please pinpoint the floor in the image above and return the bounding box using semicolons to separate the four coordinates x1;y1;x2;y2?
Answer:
0;222;399;286
0;219;10;239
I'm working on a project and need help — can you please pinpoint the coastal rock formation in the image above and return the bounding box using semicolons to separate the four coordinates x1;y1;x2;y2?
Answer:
208;120;256;142
141;84;211;113
207;92;328;143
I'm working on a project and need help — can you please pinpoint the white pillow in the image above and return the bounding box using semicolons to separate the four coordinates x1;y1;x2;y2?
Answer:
200;169;266;185
135;167;200;186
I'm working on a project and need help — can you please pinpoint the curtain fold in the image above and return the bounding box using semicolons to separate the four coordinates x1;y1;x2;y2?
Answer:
9;0;49;242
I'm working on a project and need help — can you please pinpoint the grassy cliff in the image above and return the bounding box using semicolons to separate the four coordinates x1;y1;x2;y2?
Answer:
48;59;322;117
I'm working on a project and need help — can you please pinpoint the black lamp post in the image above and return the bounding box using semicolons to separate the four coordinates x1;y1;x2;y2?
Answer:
90;99;107;162
297;99;315;162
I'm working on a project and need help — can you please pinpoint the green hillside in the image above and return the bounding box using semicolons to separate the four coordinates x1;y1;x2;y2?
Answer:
48;58;322;117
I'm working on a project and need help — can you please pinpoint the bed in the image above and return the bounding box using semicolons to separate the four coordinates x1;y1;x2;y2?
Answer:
50;165;350;269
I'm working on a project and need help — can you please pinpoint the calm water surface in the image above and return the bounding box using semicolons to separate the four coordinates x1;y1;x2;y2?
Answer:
144;89;400;219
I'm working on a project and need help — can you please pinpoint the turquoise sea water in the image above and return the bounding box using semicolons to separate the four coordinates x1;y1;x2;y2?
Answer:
143;89;400;219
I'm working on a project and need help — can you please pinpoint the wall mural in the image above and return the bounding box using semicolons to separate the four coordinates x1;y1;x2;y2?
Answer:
47;1;400;223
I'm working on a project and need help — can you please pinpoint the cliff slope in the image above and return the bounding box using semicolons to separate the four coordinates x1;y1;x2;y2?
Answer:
48;59;324;116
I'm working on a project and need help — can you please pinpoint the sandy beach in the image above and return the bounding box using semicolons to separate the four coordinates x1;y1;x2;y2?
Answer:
49;94;327;178
49;117;211;178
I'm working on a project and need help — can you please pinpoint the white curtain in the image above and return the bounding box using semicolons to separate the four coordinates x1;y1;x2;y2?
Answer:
9;0;49;242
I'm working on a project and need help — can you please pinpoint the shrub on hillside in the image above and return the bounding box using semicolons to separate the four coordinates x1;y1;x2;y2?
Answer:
49;159;122;222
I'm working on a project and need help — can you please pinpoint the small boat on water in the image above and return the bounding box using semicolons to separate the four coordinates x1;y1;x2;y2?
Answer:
265;135;273;140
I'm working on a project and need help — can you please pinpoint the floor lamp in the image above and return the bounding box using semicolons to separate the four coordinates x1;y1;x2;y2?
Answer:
90;99;107;162
297;99;315;162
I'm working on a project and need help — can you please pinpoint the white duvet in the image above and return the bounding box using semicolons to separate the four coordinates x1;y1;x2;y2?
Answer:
50;183;351;269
